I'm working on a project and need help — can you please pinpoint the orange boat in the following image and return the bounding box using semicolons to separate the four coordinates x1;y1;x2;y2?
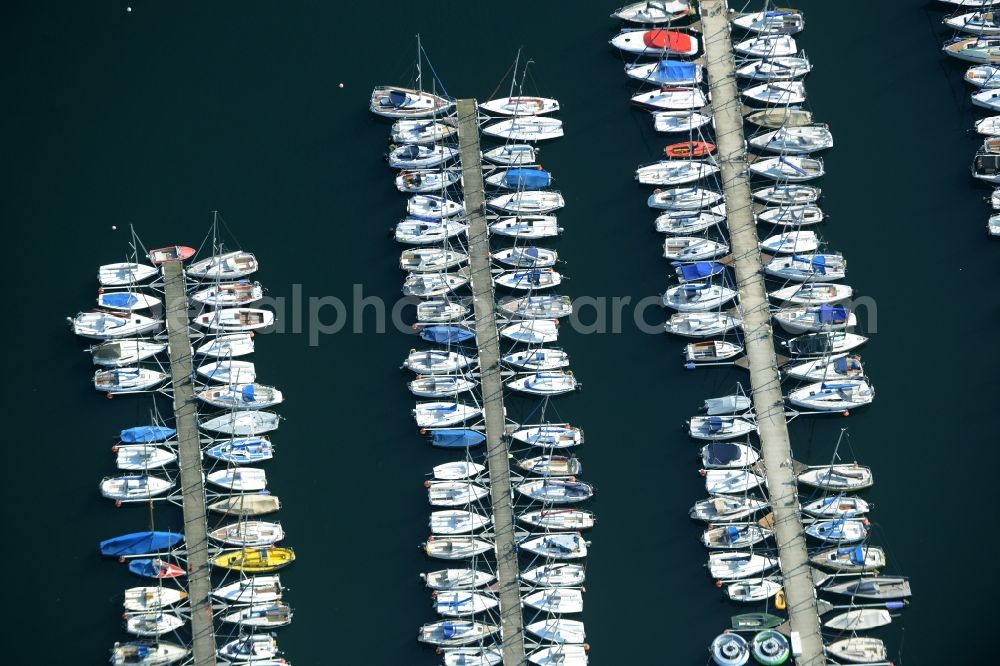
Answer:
148;245;196;264
665;141;716;158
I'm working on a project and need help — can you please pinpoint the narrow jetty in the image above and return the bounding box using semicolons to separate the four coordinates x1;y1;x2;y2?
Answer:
162;261;217;666
456;98;526;665
699;2;825;663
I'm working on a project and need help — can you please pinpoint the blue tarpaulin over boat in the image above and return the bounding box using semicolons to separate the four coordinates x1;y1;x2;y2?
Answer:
430;429;486;448
388;90;408;107
421;326;475;344
818;304;848;324
120;426;176;443
100;531;183;557
724;526;742;542
646;60;699;84
502;168;551;189
128;558;172;578
101;293;139;308
678;261;724;281
242;385;256;402
704;442;742;465
833;356;859;374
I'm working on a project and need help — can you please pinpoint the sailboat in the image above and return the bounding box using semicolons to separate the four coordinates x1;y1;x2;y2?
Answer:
69;311;162;339
187;250;258;280
611;1;695;24
99;263;157;287
110;641;189;666
370;37;453;119
609;28;700;56
97;291;161;311
90;340;166;367
480;52;560;117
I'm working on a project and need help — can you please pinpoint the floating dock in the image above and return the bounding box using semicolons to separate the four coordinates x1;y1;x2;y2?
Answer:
698;2;825;663
162;261;217;666
456;98;526;665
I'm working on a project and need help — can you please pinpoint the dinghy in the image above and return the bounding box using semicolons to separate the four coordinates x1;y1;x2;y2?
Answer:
482;117;564;142
662;283;738;311
750;155;823;181
498;294;573;319
805;518;869;543
485;167;552;190
511;424;583;448
217;634;278;661
653;109;713;133
516;478;594;503
197;359;257;384
750;125;833;154
521;562;586;587
417;299;469;323
209;521;284;547
759;230;818;255
773;304;855;333
116;445;176;471
751;630;790;666
421;568;495;590
690;496;768;522
769;283;852;305
788;379;874;411
523;589;583;614
100;475;173;502
391;118;458;144
626;59;704;86
408;194;464;219
98;263;157;286
434;591;499;617
826;637;888;664
701;442;760;469
648;186;724;210
402;272;469;297
493;246;558;268
711;632;750;666
370;85;453;119
70;311;161;339
429;510;491;535
395;167;462;193
736;56;812;81
743;81;806;105
483;144;536;166
480;96;559;116
753;183;820;205
100;530;182;557
708;552;778;580
195;308;273;331
631;86;708;111
124;613;184;637
684;340;744;363
745;107;813;128
609;29;700;57
418;620;499;647
813;545;885;572
91;340;166;367
197;383;283;410
706;469;766;495
821;576;911;600
725;578;783;603
665;312;742;338
764;253;846;281
123;587;187;611
663;237;730;261
211;546;295;572
520;533;589;559
784;331;867;357
526;618;586;645
424;536;493;560
734;34;798;57
388;144;459;169
195;332;254;358
611;1;695;24
733;10;805;35
798;464;873;491
212;575;283;604
702;524;771;549
501;319;560;344
518;508;594;531
966;63;1000;87
824;609;892;631
800;494;869;518
187;250;257;280
97;291;161;311
409;376;477;398
207;467;267;492
943;35;1000;63
689;416;756;441
636;160;719;186
111;641;189;666
403;350;473;374
488;190;565;214
516;454;582;476
200;411;280;435
147;246;195;264
655;210;726;234
495;268;562;290
427;480;490;506
207;494;281;517
489;215;562;239
94;368;167;393
220;602;292;628
506;371;578;395
432;461;487;480
190;280;263;307
946;11;1000;35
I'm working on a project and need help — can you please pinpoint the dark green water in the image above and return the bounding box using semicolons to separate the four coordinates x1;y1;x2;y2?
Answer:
3;1;997;663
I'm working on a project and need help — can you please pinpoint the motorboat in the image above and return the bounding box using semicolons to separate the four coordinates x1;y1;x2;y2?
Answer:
804;518;869;543
501;319;559;344
824;609;892;631
611;1;695;24
631;86;708;111
759;230;818;255
123;587;187;611
187;250;258;280
768;282;852;305
493;246;558;268
684;340;744;363
943;35;1000;63
100;530;182;557
526;618;586;645
745;107;813;128
710;632;750;666
197;359;257;384
200;411;280;435
98;263;157;286
421;568;495;590
735;56;812;81
195;332;254;358
690;496;768;522
388;144;459;169
195;308;273;331
90;340;166;367
483;144;536;166
116;445;176;471
966;63;1000;87
800;494;869;518
100;475;173;502
402;271;469;297
418;620;499;647
395;167;462;193
609;29;700;57
414;402;482;428
209;521;284;547
636;160;719;186
753;183;821;205
773;304;855;333
821;576;911;601
495;268;562;290
480;96;559;116
147;246;195;264
742;81;806;105
207;494;282;517
423;536;493;560
207;467;267;492
626;59;704;86
733;8;804;33
701;442;760;469
217;634;278;661
787;379;875;411
734;34;797;57
516;478;593;503
482;117;564;142
404;350;473;375
488;190;565;213
708;552;778;580
521;562;586;587
725;578;783;603
826;637;888;664
798;464;873;491
516;454;582;476
689;416;756;441
655;209;726;234
427;480;490;506
220;602;292;628
498;295;573;319
97;291;161;311
407;194;464;219
518;508;594;531
971;136;1000;179
434;591;499;617
111;641;189;666
523;589;583;614
665;312;742;338
653;109;712;133
485;167;552;190
506;371;578;395
511;424;583;448
391;118;458;144
662;283;737;311
749;125;832;154
70;311;161;339
429;510;491;535
212;575;284;604
702;524;771;549
190;280;263;307
751;630;790;666
663;237;730;261
750;155;823;181
211;547;295;572
197;383;283;410
648;186;724;210
764;253;846;281
94;368;167;393
784;331;867;357
946;11;1000;35
409;376;478;398
370;85;453;118
520;533;589;559
706;469;765;495
489;215;562;239
125;613;184;637
417;299;469;323
432;461;486;480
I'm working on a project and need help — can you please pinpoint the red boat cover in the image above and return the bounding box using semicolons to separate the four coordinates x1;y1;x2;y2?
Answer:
643;30;692;53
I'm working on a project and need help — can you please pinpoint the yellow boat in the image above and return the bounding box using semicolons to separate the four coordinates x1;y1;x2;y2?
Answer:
212;547;295;572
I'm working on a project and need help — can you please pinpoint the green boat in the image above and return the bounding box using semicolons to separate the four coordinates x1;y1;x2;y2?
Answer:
744;107;813;129
731;612;783;632
752;629;790;665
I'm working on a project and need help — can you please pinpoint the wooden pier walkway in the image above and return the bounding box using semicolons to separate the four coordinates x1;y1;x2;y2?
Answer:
698;2;825;663
456;98;526;665
162;261;217;666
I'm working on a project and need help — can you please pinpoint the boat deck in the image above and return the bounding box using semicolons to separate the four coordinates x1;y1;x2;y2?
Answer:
699;2;825;664
456;98;526;665
163;260;217;666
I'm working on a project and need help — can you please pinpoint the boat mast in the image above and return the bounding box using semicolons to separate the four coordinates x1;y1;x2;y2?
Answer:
416;34;423;96
507;48;521;100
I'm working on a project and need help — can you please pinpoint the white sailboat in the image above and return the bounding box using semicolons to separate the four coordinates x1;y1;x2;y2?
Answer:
93;368;167;393
197;359;257;384
482;117;564;142
195;308;273;332
190;281;263;307
489;215;562;239
90;340;166;367
70;311;161;339
665;312;742;338
98;263;157;286
195;332;254;358
413;402;482;428
187;250;258;280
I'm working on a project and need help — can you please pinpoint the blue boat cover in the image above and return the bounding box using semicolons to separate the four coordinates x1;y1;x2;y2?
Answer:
647;60;698;84
502;168;551;189
430;429;486;448
833;356;858;373
128;558;170;578
242;385;256;402
388;90;408;107
421;325;475;344
679;261;723;281
102;293;139;308
120;426;176;443
724;526;741;542
818;304;847;324
705;442;741;465
850;546;865;564
100;531;182;557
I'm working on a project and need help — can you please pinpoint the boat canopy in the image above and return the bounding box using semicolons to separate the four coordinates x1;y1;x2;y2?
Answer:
707;416;734;432
654;60;698;83
833;357;859;373
430;429;486;448
678;261;724;281
643;29;692;51
388;90;409;107
102;293;139;308
724;526;742;542
121;426;176;443
421;326;475;344
705;396;751;415
704;443;743;465
503;168;551;189
242;385;256;402
818;304;848;324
